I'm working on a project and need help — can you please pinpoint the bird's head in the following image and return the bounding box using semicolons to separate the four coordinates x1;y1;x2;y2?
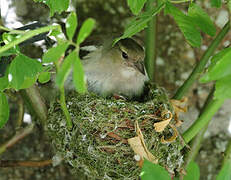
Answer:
103;38;146;76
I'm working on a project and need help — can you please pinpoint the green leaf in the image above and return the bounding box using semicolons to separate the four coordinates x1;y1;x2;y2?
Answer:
19;76;37;89
214;75;231;100
2;33;15;44
56;50;76;88
200;47;231;83
38;71;51;84
49;28;62;37
44;0;69;16
0;33;20;56
183;161;200;180
210;0;222;8
229;0;231;12
0;75;9;92
76;18;95;45
0;69;9;92
140;159;170;180
0;92;9;129
114;3;165;44
66;12;78;40
216;161;231;180
73;54;86;94
9;54;43;90
165;2;201;47
42;43;69;63
127;0;147;15
0;47;19;57
188;3;216;36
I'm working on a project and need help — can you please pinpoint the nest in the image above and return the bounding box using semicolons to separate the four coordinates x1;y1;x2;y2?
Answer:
47;84;183;179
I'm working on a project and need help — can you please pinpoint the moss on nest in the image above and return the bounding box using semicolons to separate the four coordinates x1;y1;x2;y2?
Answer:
47;84;183;179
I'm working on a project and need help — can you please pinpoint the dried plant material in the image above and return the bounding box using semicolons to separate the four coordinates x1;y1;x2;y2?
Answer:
170;97;188;127
128;121;158;165
154;119;171;132
154;110;172;132
107;132;127;144
175;119;183;127
171;97;188;108
161;124;178;144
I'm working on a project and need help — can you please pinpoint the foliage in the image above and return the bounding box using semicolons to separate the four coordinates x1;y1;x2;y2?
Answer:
183;161;200;180
9;54;43;90
114;2;165;44
140;159;170;180
0;12;94;129
127;0;147;15
210;0;221;8
140;160;200;180
1;0;231;179
216;161;231;180
0;93;9;128
200;48;231;100
34;0;69;16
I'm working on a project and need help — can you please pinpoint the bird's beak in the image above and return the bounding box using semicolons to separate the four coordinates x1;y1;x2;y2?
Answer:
134;61;145;75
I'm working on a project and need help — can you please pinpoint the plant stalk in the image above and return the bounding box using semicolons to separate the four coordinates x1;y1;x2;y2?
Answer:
222;139;231;167
182;97;224;144
0;123;34;155
173;21;230;100
0;159;52;167
184;87;214;166
145;0;158;82
20;85;47;126
54;59;73;130
59;87;72;129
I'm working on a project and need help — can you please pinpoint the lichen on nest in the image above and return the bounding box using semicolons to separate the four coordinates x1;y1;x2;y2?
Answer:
46;83;183;179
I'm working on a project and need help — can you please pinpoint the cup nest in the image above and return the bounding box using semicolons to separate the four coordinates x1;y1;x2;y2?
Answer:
47;83;184;179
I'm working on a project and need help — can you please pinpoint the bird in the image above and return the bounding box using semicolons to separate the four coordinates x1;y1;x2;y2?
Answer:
81;38;149;99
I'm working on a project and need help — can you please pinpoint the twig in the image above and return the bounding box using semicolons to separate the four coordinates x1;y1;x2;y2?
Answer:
20;85;47;126
16;94;24;128
0;123;34;154
145;0;158;82
59;86;72;129
183;87;214;165
0;159;52;167
182;97;224;144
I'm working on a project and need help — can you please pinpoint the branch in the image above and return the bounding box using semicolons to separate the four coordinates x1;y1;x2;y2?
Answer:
0;123;34;154
0;159;52;167
145;0;158;82
20;85;47;126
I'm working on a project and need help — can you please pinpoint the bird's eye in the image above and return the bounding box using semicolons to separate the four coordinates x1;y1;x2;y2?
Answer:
122;51;128;59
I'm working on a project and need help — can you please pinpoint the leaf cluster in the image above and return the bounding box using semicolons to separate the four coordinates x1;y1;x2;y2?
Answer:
0;12;95;129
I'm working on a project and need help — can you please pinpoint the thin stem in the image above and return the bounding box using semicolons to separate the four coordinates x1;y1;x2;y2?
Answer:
60;87;72;129
54;59;73;130
182;98;224;144
16;94;24;128
20;85;47;126
0;25;25;34
215;139;231;178
184;87;215;166
0;123;34;155
0;159;52;167
0;25;60;54
170;0;192;3
222;139;231;167
173;21;230;100
145;0;157;82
